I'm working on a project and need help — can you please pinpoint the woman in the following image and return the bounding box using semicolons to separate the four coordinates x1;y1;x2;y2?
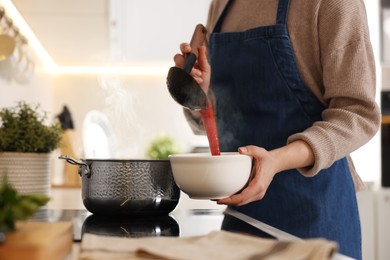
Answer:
172;0;380;259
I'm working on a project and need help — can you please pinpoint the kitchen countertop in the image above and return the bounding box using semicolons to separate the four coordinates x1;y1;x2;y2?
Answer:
40;187;228;259
33;207;250;259
33;187;354;260
33;208;229;242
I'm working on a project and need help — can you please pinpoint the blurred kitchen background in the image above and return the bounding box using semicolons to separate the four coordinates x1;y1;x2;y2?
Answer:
0;0;389;259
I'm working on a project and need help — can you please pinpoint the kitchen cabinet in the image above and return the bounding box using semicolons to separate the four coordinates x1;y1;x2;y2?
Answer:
11;0;211;66
382;0;390;62
11;0;109;66
377;188;390;260
381;91;390;187
357;187;376;260
108;0;210;62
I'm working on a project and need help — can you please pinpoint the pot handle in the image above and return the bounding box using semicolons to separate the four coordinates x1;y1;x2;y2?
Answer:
58;155;91;178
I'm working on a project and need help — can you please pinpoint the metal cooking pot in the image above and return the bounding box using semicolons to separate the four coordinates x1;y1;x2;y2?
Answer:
59;155;180;216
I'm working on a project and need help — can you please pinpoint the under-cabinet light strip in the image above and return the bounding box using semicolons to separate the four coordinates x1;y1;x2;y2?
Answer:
49;65;169;76
0;0;56;69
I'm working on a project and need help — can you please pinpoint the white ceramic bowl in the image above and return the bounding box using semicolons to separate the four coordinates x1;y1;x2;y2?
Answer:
169;152;252;200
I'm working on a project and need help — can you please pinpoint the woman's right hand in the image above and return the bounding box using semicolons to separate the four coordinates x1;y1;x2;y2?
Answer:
173;43;211;94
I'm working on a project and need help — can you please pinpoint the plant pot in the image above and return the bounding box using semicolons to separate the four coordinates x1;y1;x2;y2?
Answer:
0;152;52;196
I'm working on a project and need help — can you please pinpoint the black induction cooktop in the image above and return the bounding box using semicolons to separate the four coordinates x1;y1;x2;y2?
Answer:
30;208;275;242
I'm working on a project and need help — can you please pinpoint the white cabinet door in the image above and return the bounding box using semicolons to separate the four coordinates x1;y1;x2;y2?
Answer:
109;0;211;62
357;189;376;260
378;189;390;260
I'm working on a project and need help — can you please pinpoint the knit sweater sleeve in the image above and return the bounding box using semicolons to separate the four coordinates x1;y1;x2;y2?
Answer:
287;0;380;176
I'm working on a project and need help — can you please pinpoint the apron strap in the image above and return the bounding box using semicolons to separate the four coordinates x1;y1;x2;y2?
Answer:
276;0;290;25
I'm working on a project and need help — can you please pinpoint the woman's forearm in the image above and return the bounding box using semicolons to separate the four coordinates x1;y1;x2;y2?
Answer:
270;140;315;173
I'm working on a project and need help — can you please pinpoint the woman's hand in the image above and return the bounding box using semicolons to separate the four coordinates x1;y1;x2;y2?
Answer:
217;141;315;206
173;43;211;94
217;146;279;206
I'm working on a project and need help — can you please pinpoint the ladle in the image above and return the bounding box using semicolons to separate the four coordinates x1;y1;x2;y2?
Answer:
167;24;208;111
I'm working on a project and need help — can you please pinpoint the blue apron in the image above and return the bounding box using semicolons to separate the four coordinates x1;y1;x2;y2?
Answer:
209;0;361;259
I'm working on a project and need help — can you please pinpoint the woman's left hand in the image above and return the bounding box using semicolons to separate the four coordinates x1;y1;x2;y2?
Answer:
217;146;279;206
217;140;315;206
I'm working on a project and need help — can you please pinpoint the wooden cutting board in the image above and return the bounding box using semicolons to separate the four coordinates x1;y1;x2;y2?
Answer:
0;221;73;260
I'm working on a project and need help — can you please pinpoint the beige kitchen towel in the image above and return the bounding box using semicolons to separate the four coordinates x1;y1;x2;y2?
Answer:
79;230;338;260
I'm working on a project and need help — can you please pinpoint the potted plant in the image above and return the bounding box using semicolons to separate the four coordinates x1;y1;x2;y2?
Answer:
0;175;49;232
146;135;181;160
0;101;63;196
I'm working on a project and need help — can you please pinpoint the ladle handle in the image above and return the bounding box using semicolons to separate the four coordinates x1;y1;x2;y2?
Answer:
183;24;207;73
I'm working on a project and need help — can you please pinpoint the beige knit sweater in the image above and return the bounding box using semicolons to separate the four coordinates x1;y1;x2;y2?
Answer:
184;0;380;190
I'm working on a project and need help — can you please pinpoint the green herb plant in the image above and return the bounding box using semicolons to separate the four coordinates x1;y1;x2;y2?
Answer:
0;101;63;153
146;135;180;160
0;175;50;232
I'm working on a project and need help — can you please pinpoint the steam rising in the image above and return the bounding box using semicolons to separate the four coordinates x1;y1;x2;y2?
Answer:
98;75;144;158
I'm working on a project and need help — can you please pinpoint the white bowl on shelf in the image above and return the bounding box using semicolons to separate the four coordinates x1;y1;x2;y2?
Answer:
169;152;252;200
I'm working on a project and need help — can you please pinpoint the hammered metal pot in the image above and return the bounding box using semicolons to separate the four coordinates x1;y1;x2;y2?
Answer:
59;155;180;216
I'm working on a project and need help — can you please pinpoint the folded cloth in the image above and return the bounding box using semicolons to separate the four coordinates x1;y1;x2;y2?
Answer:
79;230;338;260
